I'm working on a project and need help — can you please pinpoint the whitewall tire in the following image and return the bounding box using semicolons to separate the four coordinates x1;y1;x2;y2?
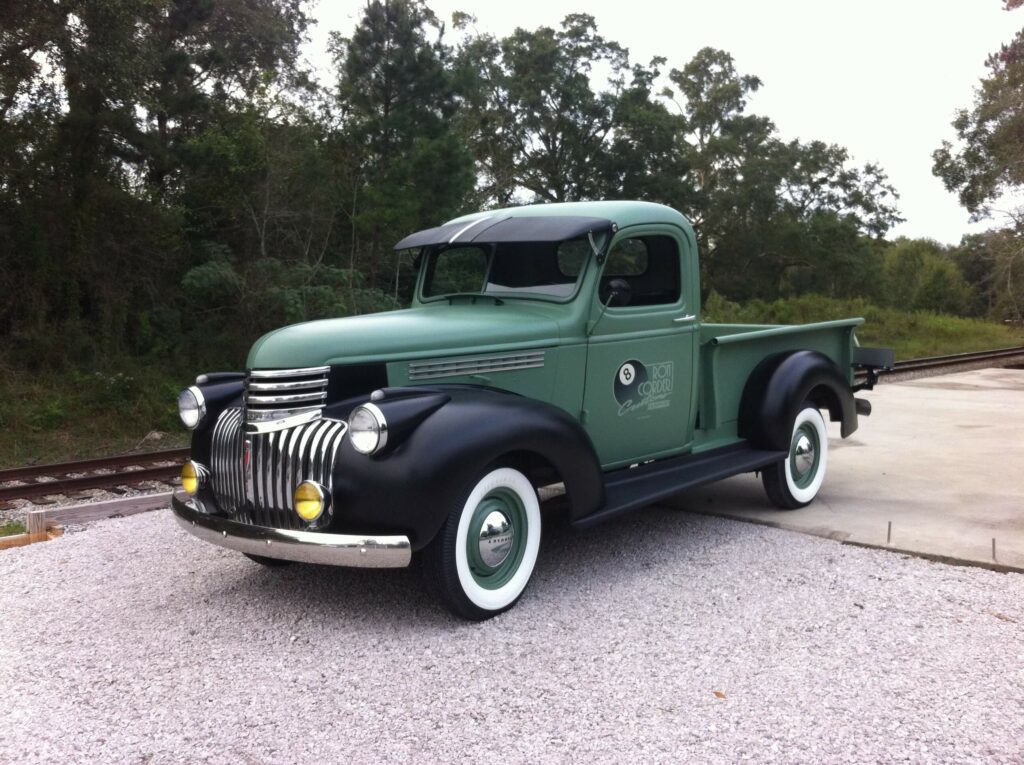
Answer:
762;405;829;509
424;467;541;620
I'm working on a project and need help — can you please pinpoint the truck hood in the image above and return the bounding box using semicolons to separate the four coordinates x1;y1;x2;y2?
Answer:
246;304;562;369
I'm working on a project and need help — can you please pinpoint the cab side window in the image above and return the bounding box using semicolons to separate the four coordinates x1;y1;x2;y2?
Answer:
601;236;681;307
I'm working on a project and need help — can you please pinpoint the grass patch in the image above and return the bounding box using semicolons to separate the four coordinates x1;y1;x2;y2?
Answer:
0;359;191;469
704;293;1024;360
0;521;27;537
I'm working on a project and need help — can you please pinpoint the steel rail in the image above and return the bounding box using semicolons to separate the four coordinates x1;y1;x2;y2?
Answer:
0;465;182;502
888;345;1024;373
0;448;187;502
0;447;189;483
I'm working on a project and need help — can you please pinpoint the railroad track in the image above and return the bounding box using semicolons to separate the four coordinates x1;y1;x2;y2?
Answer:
1;345;1022;505
885;345;1024;374
0;447;188;503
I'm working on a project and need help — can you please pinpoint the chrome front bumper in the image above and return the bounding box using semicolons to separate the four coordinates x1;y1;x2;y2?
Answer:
171;494;411;568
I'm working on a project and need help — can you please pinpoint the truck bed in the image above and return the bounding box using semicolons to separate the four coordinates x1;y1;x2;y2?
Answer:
693;318;863;450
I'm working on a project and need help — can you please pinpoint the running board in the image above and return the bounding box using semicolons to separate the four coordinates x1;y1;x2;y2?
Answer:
572;444;786;530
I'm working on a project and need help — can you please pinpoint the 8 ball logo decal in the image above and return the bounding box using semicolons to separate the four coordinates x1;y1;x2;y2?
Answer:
614;359;674;416
614;360;649;411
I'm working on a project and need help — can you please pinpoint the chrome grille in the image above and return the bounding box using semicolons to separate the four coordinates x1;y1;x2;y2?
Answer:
407;350;545;381
210;407;347;530
210;407;246;514
244;366;329;432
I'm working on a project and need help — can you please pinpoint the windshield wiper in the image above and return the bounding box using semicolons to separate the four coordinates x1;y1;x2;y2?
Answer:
445;293;504;305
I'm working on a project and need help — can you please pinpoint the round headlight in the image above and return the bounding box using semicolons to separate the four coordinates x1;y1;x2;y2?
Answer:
348;403;388;455
294;481;326;522
177;386;207;430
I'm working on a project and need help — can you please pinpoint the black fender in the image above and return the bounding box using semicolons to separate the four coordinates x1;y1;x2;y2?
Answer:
328;387;604;550
738;350;857;451
187;375;245;467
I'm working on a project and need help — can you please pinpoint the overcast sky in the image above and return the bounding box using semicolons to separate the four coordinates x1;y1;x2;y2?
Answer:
305;0;1021;244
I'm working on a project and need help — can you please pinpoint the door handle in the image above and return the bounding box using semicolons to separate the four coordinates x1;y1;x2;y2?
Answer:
673;314;696;323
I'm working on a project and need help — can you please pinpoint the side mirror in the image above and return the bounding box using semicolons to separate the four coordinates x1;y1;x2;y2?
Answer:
603;278;632;307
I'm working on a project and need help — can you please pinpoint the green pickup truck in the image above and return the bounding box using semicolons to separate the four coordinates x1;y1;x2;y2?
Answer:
172;200;892;619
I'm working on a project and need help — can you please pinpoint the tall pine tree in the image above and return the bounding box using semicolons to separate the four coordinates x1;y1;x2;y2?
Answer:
332;0;474;289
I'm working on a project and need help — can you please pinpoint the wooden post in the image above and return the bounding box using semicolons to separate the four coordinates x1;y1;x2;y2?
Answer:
26;509;48;543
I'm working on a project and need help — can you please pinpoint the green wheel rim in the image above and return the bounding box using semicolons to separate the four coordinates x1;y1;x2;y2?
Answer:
789;421;821;489
465;487;528;590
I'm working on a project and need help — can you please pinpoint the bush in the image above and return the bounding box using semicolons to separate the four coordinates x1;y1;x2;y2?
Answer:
703;292;1024;359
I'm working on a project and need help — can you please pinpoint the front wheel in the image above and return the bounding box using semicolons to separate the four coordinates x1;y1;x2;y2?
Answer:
762;404;829;509
424;467;541;621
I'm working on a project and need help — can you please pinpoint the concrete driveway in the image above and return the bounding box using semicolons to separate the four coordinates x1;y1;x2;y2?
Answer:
675;367;1024;571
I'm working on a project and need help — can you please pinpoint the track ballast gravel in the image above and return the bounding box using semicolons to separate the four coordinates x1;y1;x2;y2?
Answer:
1;505;1021;764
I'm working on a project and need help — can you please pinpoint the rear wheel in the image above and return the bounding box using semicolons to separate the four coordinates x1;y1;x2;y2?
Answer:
762;404;828;509
424;467;541;621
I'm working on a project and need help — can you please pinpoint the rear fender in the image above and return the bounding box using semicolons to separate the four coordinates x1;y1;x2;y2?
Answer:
738;350;857;451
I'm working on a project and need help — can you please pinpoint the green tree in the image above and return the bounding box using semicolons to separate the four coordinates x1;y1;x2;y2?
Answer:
0;0;312;365
331;0;474;289
879;238;976;316
933;1;1024;322
661;48;902;300
138;0;312;194
175;95;400;358
453;13;638;204
933;1;1024;220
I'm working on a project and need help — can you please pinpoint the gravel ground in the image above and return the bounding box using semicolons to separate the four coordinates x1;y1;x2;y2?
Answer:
1;505;1022;764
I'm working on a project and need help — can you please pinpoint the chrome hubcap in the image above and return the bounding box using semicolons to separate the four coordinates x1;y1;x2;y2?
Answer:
793;434;815;476
478;510;515;568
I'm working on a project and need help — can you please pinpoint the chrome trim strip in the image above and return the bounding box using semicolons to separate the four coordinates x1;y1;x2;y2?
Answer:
247;379;328;392
267;431;279;519
172;495;411;568
326;422;345;486
307;420;330;489
244;408;322;435
448;215;492;244
407;350;546;381
246;391;327;405
281;424;299;511
256;431;268;517
320;423;344;494
232;409;245;510
295;418;318;486
248;366;331;378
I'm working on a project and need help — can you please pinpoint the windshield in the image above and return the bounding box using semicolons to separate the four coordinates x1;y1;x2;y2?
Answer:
421;237;595;301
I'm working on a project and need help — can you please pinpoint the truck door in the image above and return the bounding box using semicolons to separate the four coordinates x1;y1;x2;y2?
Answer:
582;227;698;468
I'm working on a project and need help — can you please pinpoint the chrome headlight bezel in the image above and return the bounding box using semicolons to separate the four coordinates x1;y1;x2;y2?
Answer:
177;385;207;430
348;402;388;455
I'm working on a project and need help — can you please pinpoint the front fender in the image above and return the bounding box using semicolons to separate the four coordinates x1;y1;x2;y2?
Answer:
187;374;245;467
329;388;604;550
738;350;857;451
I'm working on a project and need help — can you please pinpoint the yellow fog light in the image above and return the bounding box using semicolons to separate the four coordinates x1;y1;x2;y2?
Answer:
180;460;207;496
294;481;326;523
